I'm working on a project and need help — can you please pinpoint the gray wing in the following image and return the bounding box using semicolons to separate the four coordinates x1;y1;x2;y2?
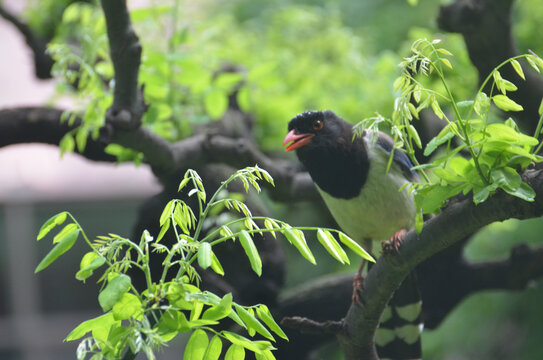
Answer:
374;132;419;182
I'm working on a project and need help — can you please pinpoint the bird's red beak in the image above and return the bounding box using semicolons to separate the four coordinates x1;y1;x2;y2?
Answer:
283;130;315;152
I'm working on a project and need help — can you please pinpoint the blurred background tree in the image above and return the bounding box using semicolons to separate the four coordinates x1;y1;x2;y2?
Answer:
2;0;543;359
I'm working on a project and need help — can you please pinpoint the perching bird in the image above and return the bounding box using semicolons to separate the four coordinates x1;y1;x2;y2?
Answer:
283;110;423;359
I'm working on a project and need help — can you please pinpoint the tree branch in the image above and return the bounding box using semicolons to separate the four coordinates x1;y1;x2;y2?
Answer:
0;107;114;162
0;4;54;79
100;0;146;130
419;241;543;328
0;105;317;202
337;168;543;359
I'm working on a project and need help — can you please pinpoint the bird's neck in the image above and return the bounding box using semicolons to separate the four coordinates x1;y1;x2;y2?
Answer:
299;141;369;199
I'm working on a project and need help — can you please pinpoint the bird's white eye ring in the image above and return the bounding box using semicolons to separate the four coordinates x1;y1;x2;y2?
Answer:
312;119;324;131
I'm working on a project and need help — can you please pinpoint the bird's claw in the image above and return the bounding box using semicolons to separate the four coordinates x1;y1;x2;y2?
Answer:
382;229;407;256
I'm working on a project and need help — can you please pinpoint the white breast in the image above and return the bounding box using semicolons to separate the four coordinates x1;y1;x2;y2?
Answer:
317;140;416;243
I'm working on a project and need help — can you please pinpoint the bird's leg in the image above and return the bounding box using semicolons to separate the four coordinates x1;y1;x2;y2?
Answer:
382;229;407;256
352;259;366;304
352;239;372;304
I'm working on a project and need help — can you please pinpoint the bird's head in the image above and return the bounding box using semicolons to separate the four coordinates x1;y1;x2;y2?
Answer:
283;110;351;154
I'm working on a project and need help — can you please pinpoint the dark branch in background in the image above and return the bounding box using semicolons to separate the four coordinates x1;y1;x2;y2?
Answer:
100;0;146;131
419;240;543;328
0;107;114;162
0;4;54;79
437;0;543;133
0;105;317;203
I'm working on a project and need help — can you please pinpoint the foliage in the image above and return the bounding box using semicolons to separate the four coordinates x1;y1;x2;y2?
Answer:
44;2;406;152
354;39;543;232
47;2;113;158
35;166;372;359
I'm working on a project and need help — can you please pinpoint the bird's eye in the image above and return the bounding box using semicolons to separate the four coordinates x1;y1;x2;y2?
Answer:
312;119;324;131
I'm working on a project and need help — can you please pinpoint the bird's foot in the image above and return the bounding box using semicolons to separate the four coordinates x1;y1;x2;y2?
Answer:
351;259;367;305
382;229;407;256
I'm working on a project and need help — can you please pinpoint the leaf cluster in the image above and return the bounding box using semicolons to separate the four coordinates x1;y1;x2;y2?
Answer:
356;39;543;232
35;166;373;359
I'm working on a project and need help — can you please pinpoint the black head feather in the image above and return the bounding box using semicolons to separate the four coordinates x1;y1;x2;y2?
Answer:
286;110;369;199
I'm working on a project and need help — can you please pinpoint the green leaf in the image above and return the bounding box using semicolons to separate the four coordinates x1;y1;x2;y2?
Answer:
485;123;538;145
76;252;106;281
337;232;375;262
237;87;251;112
158;310;190;332
53;223;79;243
263;218;279;238
37;212;68;240
511;59;525;80
239;230;262;276
473;186;491;204
65;313;117;341
35;229;80;273
283;228;316;265
415;184;464;214
179;177;191;192
408;125;422;149
415;211;424;234
504;182;536;202
203;335;223;360
112;293;143;320
234;304;274;341
256;305;288;341
98;274;132;312
316;229;348;264
210;250;225;276
198;242;212;270
440;58;452;69
424;131;454;157
491;167;521;190
539;98;543;117
59;133;75;157
493;95;524;112
224;344;245;360
474;92;490;116
437;48;453;56
526;55;540;73
222;331;261;353
205;89;228;120
184;329;209;360
160;200;175;226
75;129;88;152
431;98;445;119
157;218;171;242
255;348;278;360
202;293;232;321
191;300;205;322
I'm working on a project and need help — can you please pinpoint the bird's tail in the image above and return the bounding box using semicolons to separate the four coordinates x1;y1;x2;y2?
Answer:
375;272;423;360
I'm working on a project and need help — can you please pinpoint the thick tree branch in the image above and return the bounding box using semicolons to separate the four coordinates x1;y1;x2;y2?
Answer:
0;107;114;162
337;168;543;359
100;0;146;130
0;106;317;202
0;4;54;79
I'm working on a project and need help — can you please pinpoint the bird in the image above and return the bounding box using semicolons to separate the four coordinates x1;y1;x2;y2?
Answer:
283;110;423;359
